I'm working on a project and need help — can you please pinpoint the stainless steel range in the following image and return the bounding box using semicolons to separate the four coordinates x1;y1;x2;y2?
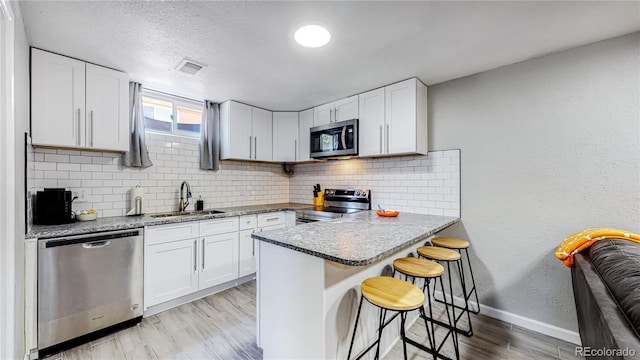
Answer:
296;188;371;224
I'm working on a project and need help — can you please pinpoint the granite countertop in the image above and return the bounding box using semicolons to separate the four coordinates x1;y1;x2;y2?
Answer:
27;203;313;239
252;211;460;266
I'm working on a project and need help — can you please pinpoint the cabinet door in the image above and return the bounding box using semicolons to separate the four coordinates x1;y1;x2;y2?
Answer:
334;95;359;122
85;64;129;151
358;88;385;156
224;101;253;160
385;79;417;154
145;238;198;307
272;112;298;162
31;49;86;148
252;107;273;161
298;109;313;162
239;229;256;277
313;102;333;126
199;233;239;289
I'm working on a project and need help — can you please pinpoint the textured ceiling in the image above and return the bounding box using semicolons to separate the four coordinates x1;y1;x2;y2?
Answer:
19;1;640;111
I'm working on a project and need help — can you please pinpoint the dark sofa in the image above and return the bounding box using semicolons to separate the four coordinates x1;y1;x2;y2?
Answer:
572;239;640;359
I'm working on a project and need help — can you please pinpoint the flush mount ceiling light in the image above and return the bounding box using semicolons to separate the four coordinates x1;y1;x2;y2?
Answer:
294;25;331;48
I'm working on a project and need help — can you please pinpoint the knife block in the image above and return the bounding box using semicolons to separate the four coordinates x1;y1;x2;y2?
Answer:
313;192;324;206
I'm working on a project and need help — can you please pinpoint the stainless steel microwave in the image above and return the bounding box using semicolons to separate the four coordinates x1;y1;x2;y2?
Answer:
310;119;358;159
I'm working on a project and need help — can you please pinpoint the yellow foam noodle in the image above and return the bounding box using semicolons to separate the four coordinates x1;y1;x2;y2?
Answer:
555;228;640;267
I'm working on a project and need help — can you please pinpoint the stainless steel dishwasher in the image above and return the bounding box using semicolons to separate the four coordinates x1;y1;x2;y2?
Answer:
37;229;143;355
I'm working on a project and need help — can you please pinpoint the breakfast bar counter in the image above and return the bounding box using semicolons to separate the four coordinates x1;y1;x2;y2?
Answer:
252;211;459;359
252;211;459;265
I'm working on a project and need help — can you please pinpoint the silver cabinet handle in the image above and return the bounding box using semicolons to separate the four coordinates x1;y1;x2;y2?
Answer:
334;107;338;123
77;109;81;145
379;125;383;154
193;239;197;272
249;136;252;159
386;124;390;153
254;137;257;159
90;110;94;147
202;238;205;270
294;139;297;161
329;108;333;123
252;238;255;256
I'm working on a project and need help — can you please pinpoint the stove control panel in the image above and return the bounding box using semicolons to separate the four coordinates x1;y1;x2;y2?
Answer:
324;189;370;199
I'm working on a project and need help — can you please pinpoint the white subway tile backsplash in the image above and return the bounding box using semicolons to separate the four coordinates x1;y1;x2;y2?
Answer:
28;134;291;218
289;150;460;217
28;136;460;220
44;154;69;163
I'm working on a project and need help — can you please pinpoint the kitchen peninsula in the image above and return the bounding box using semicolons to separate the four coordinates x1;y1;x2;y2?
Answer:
252;211;459;359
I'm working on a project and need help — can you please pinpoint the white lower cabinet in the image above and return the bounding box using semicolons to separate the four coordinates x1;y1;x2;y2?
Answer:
145;238;199;307
145;212;290;309
239;229;257;277
239;215;258;278
145;217;239;308
200;232;239;289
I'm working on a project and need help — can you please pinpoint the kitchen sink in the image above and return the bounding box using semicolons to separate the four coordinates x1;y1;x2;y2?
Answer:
150;210;225;218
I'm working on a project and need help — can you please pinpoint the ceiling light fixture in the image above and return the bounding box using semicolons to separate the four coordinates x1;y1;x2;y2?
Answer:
294;25;331;48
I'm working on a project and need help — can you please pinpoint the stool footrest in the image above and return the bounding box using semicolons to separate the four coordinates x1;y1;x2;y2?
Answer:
422;311;473;338
404;336;455;360
433;289;480;314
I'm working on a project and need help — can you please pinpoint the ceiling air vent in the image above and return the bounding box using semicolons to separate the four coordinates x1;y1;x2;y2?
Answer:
175;58;205;75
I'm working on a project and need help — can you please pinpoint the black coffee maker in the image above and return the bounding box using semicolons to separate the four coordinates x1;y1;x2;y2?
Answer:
35;188;77;225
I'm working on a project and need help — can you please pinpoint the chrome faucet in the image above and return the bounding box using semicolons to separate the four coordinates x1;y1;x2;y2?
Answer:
179;181;192;212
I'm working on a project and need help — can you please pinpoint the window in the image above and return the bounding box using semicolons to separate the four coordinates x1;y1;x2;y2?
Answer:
143;90;202;137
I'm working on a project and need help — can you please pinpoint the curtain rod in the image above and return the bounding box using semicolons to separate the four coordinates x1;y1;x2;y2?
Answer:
143;87;204;104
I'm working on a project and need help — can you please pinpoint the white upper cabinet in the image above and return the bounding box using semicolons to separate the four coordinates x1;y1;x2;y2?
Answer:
31;49;85;148
31;49;129;152
358;88;385;157
313;95;359;126
221;101;273;161
252;107;273;162
85;64;129;151
359;78;428;157
297;109;313;162
272;112;299;162
221;101;252;160
313;102;333;126
334;95;359;122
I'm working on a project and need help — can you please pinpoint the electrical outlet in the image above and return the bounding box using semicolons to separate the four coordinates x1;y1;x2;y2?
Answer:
73;190;87;202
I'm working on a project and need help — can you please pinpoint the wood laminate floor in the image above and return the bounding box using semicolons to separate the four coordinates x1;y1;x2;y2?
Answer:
44;280;583;360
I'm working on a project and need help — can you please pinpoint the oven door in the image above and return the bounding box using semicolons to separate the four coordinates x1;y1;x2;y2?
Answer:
310;119;358;158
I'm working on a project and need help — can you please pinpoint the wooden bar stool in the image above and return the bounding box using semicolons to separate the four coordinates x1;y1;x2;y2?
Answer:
417;246;474;337
431;237;480;315
393;257;459;360
347;276;426;360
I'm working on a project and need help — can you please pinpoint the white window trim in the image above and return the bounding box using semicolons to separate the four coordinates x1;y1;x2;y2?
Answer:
142;89;203;139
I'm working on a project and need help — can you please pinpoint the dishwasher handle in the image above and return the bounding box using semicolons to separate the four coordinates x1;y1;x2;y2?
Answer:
82;240;111;249
44;230;141;248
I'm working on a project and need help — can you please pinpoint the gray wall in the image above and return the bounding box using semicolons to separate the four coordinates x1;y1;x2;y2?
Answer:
13;3;30;357
429;32;640;331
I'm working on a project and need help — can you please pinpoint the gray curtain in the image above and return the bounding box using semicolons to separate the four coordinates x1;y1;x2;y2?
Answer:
123;82;153;168
200;100;220;171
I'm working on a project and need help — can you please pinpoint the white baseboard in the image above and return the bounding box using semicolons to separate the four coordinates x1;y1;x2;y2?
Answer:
434;290;581;345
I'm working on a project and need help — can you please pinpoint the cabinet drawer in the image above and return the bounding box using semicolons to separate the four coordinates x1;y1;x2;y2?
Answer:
260;223;285;232
199;217;239;236
257;212;285;228
145;222;199;245
239;215;257;230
